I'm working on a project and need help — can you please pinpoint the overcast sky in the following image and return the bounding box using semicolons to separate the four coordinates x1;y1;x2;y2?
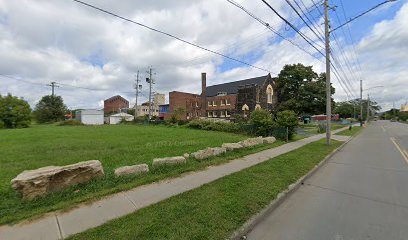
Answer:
0;0;407;111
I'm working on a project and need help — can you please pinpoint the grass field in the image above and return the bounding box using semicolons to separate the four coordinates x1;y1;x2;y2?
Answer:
335;126;362;136
69;139;342;240
0;124;286;224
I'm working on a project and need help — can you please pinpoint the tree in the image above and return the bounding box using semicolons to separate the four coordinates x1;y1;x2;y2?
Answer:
34;95;67;123
0;94;31;128
170;107;185;123
275;110;298;139
276;64;335;115
250;109;276;136
335;99;381;120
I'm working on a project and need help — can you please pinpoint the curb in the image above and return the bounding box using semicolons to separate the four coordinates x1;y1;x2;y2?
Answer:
229;136;354;240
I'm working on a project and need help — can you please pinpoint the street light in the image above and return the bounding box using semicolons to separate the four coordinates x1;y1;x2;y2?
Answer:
363;86;384;122
325;0;396;144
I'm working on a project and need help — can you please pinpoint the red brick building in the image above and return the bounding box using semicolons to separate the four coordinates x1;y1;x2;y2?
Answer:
104;95;129;114
167;73;278;120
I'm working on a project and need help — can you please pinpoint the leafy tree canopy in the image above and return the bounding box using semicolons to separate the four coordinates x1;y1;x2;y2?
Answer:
34;95;67;123
0;94;31;128
276;63;335;115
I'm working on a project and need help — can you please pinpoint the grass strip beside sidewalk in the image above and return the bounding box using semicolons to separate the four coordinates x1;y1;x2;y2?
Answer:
335;126;362;136
69;139;342;240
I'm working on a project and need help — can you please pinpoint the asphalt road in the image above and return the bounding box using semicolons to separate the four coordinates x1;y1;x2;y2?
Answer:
246;120;408;240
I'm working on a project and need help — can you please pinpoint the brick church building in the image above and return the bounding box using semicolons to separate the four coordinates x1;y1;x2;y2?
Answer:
167;73;278;120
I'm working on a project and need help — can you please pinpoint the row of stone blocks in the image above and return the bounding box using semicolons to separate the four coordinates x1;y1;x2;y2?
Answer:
11;136;276;200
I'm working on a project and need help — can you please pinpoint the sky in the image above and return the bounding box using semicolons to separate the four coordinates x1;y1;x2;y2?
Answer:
0;0;407;111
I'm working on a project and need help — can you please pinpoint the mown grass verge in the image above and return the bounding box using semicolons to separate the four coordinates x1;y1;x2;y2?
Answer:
69;139;342;240
335;126;362;136
0;124;286;225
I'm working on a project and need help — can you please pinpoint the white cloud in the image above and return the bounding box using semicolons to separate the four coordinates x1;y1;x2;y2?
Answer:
0;0;405;111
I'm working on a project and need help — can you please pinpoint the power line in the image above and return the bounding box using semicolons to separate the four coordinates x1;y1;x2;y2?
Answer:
284;0;325;44
260;0;325;57
0;74;47;87
72;0;274;74
338;0;364;75
226;0;323;62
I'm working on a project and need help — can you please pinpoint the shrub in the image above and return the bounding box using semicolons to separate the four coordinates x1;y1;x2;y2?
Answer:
0;120;4;129
186;120;241;133
317;122;326;133
59;119;84;126
275;110;298;139
250;109;277;136
0;94;31;128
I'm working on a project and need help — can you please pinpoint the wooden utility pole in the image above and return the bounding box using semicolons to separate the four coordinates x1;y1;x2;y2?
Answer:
146;67;154;121
47;82;59;97
324;0;331;145
367;93;370;122
360;79;363;126
134;71;141;119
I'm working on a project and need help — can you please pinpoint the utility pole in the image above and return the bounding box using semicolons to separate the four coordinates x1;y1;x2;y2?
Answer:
360;79;363;126
134;71;141;119
367;93;370;122
146;67;155;121
324;0;331;145
47;82;59;97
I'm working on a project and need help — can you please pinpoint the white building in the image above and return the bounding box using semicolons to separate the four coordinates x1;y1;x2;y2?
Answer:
109;112;134;124
75;109;104;125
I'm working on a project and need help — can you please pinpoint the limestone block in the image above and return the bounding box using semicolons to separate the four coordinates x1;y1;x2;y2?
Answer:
152;156;186;166
222;143;244;151
239;137;264;147
262;136;277;144
191;147;227;160
114;164;149;177
11;160;104;200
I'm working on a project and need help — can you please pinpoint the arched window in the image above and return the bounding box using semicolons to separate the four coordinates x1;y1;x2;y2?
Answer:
255;104;261;110
266;84;273;104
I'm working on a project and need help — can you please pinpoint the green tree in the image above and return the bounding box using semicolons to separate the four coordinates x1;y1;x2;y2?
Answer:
250;109;276;136
275;110;298;139
276;64;335;115
0;94;31;128
34;95;67;123
170;107;185;123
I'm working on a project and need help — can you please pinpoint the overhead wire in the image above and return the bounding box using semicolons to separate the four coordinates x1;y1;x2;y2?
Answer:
260;0;325;57
72;0;274;74
226;0;324;63
284;0;325;44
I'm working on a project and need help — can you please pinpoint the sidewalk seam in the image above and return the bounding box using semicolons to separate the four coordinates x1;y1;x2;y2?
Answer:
55;215;63;240
229;135;354;240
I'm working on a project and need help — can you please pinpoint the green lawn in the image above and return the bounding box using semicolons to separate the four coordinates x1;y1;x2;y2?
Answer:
0;124;286;224
335;126;362;136
69;139;342;240
301;123;345;134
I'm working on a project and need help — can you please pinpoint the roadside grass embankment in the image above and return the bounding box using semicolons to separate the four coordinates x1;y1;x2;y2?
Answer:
0;124;285;225
335;126;362;136
69;139;342;240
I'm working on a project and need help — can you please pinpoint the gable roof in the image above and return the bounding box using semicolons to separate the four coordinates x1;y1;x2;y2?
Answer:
206;75;269;97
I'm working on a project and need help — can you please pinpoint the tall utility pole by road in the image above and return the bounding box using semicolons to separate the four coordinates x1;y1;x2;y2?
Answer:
323;0;395;144
134;71;141;119
367;93;370;121
146;67;155;121
360;79;363;126
47;81;59;97
324;0;331;145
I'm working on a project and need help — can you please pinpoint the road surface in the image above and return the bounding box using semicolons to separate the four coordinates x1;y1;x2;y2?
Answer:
246;120;408;240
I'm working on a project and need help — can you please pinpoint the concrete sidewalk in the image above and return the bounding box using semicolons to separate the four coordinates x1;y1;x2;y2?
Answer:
0;127;351;240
